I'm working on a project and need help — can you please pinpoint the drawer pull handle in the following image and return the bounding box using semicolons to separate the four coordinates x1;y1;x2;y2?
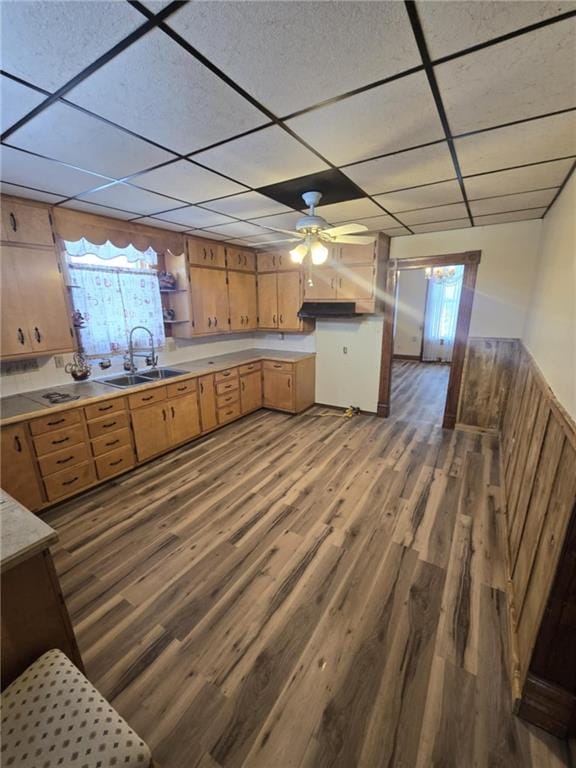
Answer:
141;395;154;402
47;418;66;426
17;328;25;345
273;314;277;325
98;404;114;412
52;437;70;445
224;384;232;390
200;382;204;394
176;385;187;391
279;314;283;324
102;421;117;428
34;326;42;343
56;455;74;465
109;459;123;467
105;439;120;447
14;435;22;452
241;381;245;391
273;364;282;368
226;410;233;416
214;316;218;327
62;476;79;486
171;406;175;418
9;212;17;232
162;408;167;421
222;372;231;377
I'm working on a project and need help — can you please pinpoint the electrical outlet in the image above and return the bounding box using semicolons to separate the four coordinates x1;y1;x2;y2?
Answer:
343;346;348;354
54;355;65;369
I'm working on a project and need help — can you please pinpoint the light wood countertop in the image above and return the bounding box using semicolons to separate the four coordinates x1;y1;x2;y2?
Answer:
0;490;58;573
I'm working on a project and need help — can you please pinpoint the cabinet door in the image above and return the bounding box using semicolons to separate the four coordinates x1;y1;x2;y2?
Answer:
0;249;32;356
303;267;338;300
168;393;201;446
226;247;255;272
228;271;257;331
240;371;263;414
257;272;278;329
1;201;54;246
190;267;230;334
198;374;218;432
0;425;44;511
336;265;375;300
263;370;294;411
13;248;73;354
337;242;376;265
257;251;280;272
189;239;226;268
277;271;303;331
131;402;170;461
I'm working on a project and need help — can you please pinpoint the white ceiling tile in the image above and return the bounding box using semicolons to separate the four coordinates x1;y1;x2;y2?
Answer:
315;198;384;223
136;217;191;232
153;206;234;228
335;214;398;232
132;160;248;204
0;183;64;204
418;0;575;59
67;29;268;154
247;212;303;231
437;20;576;134
0;76;45;134
374;180;464;212
344;143;455;195
456;112;576;175
470;189;557;216
77;183;185;216
410;218;471;234
1;145;112;197
387;227;412;237
202;191;292;219
9;102;174;179
59;200;139;220
193;126;329;187
168;1;420;115
224;239;256;247
464;159;573;198
140;1;173;10
399;203;469;226
287;73;445;166
205;221;270;238
193;230;230;241
1;1;144;91
475;208;547;226
242;233;300;244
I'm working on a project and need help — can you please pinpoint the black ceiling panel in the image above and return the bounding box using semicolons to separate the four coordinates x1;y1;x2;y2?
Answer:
257;168;365;210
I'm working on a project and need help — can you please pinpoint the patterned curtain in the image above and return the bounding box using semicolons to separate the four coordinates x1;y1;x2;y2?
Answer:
422;265;464;363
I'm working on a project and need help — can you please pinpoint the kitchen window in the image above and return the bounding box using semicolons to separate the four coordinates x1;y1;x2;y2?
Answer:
64;238;165;356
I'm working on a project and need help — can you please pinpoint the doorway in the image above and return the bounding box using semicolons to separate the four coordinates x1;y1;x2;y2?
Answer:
378;251;481;429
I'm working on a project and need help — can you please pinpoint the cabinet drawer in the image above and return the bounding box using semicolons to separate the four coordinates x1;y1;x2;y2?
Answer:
263;360;294;373
29;409;81;435
33;425;86;457
216;391;239;409
43;462;95;502
167;379;197;398
87;411;130;439
239;362;261;376
217;401;241;425
95;445;135;480
215;379;239;396
38;442;90;477
84;398;126;421
128;386;166;409
215;368;239;383
91;427;132;457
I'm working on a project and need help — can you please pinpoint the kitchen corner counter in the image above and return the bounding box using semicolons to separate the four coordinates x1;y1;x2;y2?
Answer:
0;490;58;573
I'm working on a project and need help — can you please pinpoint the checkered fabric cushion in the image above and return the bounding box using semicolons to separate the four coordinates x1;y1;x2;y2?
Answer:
1;649;151;767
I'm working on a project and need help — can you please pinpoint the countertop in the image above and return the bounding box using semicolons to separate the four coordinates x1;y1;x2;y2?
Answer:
0;348;315;425
0;490;58;573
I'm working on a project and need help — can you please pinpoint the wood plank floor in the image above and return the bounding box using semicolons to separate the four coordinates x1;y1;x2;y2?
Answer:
44;401;570;768
391;360;450;424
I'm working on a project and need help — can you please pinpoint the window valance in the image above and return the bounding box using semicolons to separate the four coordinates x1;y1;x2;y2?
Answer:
64;237;158;266
51;207;184;256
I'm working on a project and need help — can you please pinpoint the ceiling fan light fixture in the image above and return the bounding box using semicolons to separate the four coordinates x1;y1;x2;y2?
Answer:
289;243;307;264
310;239;328;265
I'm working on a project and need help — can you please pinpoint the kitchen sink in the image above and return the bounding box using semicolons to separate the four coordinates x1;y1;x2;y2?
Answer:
101;374;151;388
140;368;187;380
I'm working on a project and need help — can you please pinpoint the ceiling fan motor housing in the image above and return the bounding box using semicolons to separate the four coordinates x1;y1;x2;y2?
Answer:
295;214;328;233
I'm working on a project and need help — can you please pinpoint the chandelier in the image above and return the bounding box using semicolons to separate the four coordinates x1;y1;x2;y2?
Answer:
425;265;457;282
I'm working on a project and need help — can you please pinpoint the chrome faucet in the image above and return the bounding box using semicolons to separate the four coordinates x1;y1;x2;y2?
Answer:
124;326;158;373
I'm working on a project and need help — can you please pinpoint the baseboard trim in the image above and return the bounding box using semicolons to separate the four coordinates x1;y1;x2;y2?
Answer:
393;353;421;361
314;402;377;416
516;673;576;738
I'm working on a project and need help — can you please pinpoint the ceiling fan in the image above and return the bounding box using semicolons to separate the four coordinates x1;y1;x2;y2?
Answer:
270;191;376;265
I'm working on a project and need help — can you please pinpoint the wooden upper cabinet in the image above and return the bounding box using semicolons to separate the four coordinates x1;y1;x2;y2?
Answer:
303;267;338;300
0;425;45;511
1;247;74;359
167;393;201;446
228;271;257;331
198;374;217;432
336;242;376;265
336;265;375;300
189;267;229;334
225;247;255;272
1;200;54;246
257;272;278;329
187;238;226;269
277;272;303;331
257;250;299;272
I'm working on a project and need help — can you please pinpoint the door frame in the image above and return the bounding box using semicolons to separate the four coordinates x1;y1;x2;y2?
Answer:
377;250;481;429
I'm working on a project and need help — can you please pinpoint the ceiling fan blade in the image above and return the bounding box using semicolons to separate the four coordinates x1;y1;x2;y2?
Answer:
322;222;369;237
332;234;376;245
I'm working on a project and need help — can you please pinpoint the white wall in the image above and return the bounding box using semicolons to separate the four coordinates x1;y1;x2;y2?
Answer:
394;268;427;357
523;175;576;421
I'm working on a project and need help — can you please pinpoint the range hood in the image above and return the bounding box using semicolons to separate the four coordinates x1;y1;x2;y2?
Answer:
298;301;364;318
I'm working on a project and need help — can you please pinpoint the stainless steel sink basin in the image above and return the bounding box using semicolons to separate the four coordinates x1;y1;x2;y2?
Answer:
101;374;151;388
140;368;187;380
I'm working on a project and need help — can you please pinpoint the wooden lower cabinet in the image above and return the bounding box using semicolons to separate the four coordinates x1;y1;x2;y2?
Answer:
131;401;171;462
240;370;263;414
263;358;315;413
0;425;44;511
168;393;201;445
198;375;218;432
263;370;294;411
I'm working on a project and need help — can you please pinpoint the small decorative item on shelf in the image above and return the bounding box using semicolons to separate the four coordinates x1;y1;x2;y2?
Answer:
98;358;112;370
159;271;177;291
163;307;176;321
72;309;86;328
65;352;92;382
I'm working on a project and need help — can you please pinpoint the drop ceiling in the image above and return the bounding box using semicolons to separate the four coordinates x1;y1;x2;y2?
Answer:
1;0;574;245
